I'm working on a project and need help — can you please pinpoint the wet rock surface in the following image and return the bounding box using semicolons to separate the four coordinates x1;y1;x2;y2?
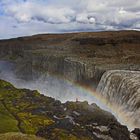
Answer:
132;128;140;140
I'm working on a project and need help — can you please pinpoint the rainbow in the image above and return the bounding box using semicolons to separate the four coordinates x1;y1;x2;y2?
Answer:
1;67;137;131
48;73;138;130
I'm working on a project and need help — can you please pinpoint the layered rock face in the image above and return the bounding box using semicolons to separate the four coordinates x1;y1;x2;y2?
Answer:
0;31;140;87
97;70;140;130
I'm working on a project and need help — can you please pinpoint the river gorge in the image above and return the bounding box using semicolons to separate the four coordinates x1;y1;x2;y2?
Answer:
0;31;140;140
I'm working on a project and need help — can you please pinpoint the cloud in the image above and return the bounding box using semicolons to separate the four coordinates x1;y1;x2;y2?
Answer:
0;0;140;39
3;1;75;23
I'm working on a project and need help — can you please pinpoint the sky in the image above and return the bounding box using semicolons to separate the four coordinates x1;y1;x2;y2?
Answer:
0;0;140;39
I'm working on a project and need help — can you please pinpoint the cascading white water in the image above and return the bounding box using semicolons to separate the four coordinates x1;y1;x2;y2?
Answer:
97;70;140;130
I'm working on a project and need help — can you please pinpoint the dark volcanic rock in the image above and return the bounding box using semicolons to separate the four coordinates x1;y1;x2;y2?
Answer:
108;123;130;140
132;128;140;140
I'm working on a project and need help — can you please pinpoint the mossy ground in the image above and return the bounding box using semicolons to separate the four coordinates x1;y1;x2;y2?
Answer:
0;132;45;140
0;79;93;140
0;102;19;133
0;79;54;135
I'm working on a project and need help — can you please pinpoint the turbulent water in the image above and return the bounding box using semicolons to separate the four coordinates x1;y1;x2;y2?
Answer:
97;70;140;130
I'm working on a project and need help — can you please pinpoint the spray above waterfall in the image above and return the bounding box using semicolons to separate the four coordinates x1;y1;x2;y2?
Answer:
97;70;140;130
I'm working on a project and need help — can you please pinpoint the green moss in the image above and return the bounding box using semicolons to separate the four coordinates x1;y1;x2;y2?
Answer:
9;55;18;61
50;128;91;140
0;102;19;133
18;112;54;134
0;80;14;89
0;80;55;134
0;132;45;140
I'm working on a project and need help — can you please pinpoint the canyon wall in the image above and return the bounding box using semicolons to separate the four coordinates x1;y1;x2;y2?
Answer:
0;31;140;87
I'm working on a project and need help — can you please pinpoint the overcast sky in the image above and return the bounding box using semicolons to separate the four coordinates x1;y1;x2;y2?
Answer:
0;0;140;39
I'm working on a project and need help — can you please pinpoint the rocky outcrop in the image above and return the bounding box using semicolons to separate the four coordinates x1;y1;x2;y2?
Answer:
97;70;140;130
0;79;134;140
132;128;140;140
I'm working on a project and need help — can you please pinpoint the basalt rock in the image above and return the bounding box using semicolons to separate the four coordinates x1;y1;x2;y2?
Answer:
0;31;140;87
132;128;140;140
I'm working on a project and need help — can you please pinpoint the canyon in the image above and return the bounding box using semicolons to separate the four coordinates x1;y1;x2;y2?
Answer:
0;31;140;85
0;31;140;139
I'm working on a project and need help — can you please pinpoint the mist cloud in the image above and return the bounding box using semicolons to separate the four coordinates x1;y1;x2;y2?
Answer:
0;61;100;105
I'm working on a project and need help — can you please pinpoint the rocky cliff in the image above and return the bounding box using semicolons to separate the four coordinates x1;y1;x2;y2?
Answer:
97;70;140;130
0;31;140;87
0;79;139;140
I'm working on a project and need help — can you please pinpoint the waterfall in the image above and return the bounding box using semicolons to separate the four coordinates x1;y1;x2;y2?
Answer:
97;70;140;130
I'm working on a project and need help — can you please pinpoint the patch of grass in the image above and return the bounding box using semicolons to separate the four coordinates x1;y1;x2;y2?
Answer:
0;102;19;133
0;79;54;135
18;112;54;134
0;132;45;140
